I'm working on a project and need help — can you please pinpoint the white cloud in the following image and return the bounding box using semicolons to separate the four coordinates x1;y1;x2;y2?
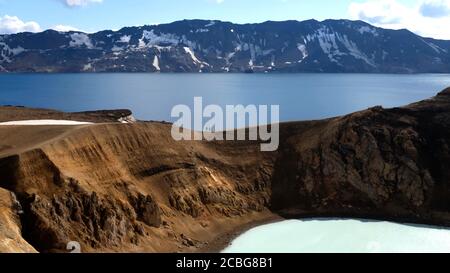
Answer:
349;0;450;39
0;15;41;34
59;0;103;7
52;25;81;32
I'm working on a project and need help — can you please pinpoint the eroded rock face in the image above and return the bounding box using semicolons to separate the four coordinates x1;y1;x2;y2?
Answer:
0;89;450;253
271;90;450;224
130;193;161;228
21;188;146;252
0;122;273;252
0;189;37;253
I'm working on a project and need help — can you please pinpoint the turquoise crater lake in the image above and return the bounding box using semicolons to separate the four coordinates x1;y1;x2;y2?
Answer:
223;219;450;253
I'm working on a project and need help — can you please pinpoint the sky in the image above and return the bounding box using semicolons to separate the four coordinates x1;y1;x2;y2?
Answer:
1;0;450;39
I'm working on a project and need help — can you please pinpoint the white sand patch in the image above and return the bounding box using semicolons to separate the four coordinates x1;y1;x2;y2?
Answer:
0;120;94;126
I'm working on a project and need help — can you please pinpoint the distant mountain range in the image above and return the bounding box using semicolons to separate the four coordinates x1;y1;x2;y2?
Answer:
1;19;450;73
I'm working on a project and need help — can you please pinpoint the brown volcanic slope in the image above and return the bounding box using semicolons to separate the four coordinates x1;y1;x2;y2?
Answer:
0;88;450;253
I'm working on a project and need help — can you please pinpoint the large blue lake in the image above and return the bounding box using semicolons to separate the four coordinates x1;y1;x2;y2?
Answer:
1;73;450;123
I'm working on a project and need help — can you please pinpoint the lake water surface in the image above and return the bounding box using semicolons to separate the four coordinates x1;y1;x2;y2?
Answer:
1;74;450;125
223;219;450;253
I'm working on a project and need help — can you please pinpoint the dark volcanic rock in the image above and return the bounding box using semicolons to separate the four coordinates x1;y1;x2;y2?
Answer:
1;19;450;73
438;87;450;96
271;89;450;224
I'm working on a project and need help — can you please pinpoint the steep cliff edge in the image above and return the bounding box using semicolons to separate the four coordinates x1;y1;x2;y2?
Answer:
0;88;449;253
271;87;450;225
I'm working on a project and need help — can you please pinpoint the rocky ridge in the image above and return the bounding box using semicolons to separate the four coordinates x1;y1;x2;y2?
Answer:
1;19;450;73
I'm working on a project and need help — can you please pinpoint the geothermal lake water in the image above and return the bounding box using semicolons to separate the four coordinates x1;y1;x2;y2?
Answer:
1;73;450;127
222;219;450;253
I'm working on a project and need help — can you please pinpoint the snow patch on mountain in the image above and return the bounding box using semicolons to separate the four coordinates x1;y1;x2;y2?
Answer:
111;45;124;52
10;46;25;55
140;30;180;48
119;35;131;43
83;63;93;71
183;46;209;67
358;26;379;36
0;42;27;63
420;38;447;54
205;21;216;27
69;33;95;49
312;28;342;64
306;27;376;67
297;44;308;62
339;34;376;67
153;55;160;71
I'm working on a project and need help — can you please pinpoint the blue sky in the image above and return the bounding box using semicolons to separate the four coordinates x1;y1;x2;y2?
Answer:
0;0;370;32
1;0;450;39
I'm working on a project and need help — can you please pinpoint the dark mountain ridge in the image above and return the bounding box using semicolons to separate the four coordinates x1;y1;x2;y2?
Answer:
1;19;450;73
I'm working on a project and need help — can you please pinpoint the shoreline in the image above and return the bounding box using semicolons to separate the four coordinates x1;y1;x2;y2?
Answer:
197;214;284;253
